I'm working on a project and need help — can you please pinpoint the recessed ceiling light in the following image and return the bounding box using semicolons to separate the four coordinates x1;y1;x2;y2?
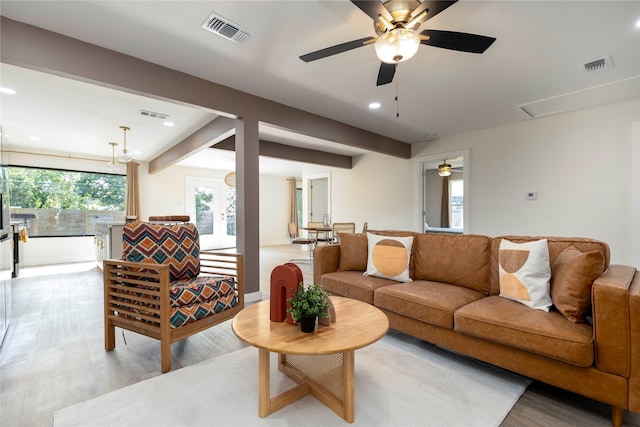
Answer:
162;121;175;127
369;102;381;109
29;136;41;141
0;87;17;95
636;18;640;28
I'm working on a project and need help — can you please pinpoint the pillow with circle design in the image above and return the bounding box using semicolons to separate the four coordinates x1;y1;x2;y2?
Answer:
499;238;552;311
364;232;413;282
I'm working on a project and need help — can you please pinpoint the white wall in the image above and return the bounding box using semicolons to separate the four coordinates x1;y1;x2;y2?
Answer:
413;98;640;267
301;153;416;233
259;174;290;246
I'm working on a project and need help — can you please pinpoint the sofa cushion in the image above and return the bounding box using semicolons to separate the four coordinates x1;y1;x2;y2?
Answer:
365;233;413;282
169;275;237;307
551;246;605;323
499;239;552;311
169;293;238;328
367;230;419;277
489;236;610;295
338;233;368;271
412;233;491;293
374;281;485;329
454;296;594;367
321;271;396;304
123;221;200;281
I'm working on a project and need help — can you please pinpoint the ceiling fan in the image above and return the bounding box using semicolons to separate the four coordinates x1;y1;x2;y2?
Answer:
425;159;462;176
299;0;496;86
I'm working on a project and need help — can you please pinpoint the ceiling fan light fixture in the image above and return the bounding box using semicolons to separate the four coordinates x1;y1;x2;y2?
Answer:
438;161;452;177
375;28;420;64
116;125;134;163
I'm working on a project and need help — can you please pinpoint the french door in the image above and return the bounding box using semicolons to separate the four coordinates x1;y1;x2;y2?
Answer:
185;177;236;250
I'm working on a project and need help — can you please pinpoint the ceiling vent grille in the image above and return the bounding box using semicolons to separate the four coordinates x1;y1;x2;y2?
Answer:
583;56;613;73
139;109;169;120
201;13;253;44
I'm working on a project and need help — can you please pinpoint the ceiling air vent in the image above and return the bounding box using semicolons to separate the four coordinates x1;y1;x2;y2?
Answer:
582;56;613;73
201;12;253;44
139;109;169;120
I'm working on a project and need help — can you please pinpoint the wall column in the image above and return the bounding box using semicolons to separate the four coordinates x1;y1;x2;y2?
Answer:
235;116;260;296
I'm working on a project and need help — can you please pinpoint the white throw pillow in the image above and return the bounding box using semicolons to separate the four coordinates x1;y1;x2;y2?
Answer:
364;233;413;282
498;239;552;311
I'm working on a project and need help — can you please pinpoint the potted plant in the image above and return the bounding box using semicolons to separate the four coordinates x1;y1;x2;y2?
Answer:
287;283;330;333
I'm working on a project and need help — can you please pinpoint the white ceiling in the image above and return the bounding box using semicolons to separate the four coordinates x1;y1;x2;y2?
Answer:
1;1;639;177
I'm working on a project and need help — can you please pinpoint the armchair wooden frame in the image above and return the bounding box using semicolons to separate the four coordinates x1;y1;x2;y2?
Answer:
103;251;244;372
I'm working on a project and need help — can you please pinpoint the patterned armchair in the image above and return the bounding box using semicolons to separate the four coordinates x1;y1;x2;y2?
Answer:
103;221;244;372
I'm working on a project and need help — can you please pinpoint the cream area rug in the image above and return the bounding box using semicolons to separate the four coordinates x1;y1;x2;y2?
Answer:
55;331;530;427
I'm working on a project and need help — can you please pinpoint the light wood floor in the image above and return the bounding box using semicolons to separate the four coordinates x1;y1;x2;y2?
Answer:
1;244;638;426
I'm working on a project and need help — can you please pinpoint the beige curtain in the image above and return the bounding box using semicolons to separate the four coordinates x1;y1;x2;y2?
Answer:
287;178;298;227
125;162;140;219
440;175;450;228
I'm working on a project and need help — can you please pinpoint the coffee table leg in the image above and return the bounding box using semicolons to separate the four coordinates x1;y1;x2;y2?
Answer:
258;348;270;417
343;350;355;423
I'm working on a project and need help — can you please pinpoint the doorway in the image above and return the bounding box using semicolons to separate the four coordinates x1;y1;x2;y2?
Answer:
309;177;329;224
185;177;236;249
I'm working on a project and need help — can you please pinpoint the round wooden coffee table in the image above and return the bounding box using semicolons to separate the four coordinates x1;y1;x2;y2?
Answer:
232;296;389;423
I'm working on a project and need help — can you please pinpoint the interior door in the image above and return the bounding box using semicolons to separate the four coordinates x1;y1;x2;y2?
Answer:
185;177;236;250
308;177;328;224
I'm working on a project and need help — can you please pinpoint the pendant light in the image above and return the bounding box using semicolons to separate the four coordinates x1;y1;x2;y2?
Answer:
107;142;120;172
116;125;134;163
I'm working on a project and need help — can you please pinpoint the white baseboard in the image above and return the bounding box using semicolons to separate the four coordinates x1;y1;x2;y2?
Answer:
244;291;263;303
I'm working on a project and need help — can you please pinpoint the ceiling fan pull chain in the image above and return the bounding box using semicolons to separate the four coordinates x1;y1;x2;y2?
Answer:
395;65;400;118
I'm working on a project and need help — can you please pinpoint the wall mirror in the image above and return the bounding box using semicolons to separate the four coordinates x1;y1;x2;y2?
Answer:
419;149;469;234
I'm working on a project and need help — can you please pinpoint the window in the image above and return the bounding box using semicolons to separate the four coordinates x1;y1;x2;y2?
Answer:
8;166;126;237
450;179;463;229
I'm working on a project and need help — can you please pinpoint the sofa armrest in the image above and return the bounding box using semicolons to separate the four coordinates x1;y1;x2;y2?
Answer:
313;244;340;284
592;264;637;377
628;270;640;412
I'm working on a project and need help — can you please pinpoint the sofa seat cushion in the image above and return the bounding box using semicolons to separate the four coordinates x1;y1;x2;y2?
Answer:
374;281;486;329
454;296;594;367
321;271;396;304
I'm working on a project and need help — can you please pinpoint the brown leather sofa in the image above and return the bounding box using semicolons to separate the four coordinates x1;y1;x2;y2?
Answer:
313;231;640;427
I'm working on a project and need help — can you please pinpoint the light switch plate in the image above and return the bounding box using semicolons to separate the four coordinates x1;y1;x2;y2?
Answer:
526;192;537;200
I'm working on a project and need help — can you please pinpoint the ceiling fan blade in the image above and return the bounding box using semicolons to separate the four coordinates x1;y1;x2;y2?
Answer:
420;29;496;54
300;37;376;62
350;0;393;22
411;1;458;22
376;62;396;86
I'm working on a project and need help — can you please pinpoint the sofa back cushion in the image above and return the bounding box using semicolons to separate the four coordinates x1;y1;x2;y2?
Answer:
123;221;201;281
489;236;610;296
551;246;606;323
338;233;368;271
413;233;491;293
